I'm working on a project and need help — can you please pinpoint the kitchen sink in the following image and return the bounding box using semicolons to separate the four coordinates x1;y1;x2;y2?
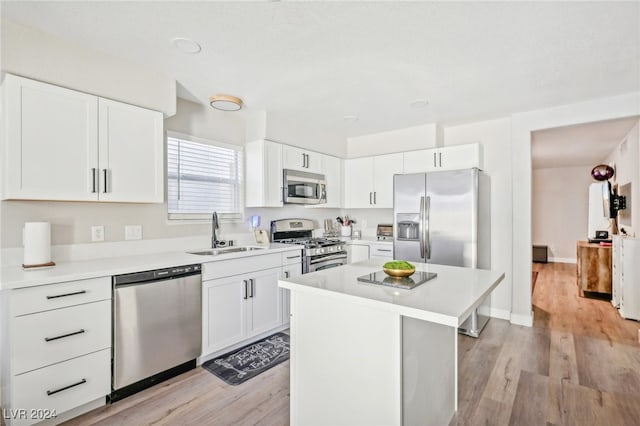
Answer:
187;246;266;256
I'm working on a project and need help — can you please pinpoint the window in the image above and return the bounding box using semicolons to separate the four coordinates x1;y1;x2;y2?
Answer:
167;132;243;221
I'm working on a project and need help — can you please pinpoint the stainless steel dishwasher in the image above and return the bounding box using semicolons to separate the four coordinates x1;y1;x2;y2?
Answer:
111;264;201;402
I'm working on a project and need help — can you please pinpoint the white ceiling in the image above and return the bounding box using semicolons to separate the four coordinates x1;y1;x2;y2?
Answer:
531;116;638;169
2;1;640;153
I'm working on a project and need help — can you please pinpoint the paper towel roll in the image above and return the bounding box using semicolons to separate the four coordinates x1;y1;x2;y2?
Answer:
23;222;52;266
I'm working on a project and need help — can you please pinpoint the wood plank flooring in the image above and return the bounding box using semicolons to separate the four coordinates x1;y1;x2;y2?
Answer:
63;262;640;426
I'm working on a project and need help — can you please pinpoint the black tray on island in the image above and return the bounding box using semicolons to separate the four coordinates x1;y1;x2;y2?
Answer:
357;270;437;290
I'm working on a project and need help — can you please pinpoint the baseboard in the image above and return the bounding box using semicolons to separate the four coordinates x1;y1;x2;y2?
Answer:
489;308;511;320
549;257;576;264
510;311;533;327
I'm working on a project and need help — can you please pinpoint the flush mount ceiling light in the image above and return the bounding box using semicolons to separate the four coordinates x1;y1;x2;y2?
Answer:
410;99;429;109
171;37;202;54
209;95;243;111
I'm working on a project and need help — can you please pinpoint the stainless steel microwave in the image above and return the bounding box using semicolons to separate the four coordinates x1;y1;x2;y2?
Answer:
283;169;326;204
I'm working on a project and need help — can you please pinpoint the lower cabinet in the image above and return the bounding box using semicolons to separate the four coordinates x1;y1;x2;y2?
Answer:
202;267;282;355
347;243;370;263
370;243;394;260
281;262;302;325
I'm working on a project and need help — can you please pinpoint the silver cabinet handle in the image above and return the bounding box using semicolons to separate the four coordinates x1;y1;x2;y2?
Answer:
243;280;248;299
281;186;284;203
286;255;301;259
44;329;85;342
103;169;108;193
374;192;377;204
439;152;442;167
425;196;431;259
284;271;290;278
419;196;425;259
47;378;86;396
46;290;86;300
301;153;305;168
377;249;392;252
369;192;373;205
433;152;437;167
91;168;97;193
249;278;255;298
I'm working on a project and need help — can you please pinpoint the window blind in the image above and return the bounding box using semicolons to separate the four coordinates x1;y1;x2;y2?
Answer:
167;135;243;221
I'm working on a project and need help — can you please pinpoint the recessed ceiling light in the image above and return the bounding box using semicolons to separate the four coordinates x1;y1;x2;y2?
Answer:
209;94;243;111
171;37;202;54
410;99;429;109
343;115;359;122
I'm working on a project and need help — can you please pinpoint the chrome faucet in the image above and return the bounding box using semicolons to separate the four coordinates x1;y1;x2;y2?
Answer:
211;211;220;248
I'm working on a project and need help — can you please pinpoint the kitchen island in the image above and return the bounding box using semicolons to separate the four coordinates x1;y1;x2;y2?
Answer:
278;258;504;426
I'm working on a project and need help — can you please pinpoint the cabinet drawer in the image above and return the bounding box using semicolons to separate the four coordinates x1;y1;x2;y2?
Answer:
281;250;303;266
371;244;394;258
203;253;281;281
11;300;111;375
11;277;111;316
12;349;110;424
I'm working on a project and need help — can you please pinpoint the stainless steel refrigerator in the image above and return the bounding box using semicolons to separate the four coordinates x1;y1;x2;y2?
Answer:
393;168;491;337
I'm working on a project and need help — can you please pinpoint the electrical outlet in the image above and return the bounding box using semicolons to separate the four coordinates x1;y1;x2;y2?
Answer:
125;225;143;241
91;225;105;242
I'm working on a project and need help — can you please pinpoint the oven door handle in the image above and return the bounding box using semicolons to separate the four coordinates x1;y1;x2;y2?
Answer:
309;253;348;264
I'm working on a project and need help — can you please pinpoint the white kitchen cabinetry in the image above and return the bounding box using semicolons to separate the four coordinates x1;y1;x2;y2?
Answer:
370;243;394;259
2;74;164;202
344;153;403;208
97;98;164;202
347;243;370;263
307;154;342;209
403;143;482;173
201;252;296;357
281;251;303;325
245;139;284;207
283;145;322;174
5;277;112;426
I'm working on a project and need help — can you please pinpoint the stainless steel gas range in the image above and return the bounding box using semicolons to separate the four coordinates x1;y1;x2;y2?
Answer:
270;219;347;273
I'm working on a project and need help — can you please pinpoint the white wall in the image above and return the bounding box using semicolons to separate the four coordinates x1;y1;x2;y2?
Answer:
511;91;640;326
604;120;639;237
444;118;513;320
0;19;176;116
346;123;437;158
532;166;594;263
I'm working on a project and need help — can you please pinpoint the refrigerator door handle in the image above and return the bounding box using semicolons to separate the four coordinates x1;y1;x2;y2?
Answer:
425;196;431;259
419;196;425;259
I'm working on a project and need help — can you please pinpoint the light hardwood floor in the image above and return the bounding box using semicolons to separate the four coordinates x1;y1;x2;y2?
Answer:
64;262;640;426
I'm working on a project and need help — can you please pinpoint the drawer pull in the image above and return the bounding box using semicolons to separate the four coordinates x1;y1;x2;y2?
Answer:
44;329;86;342
377;249;393;252
286;255;301;259
46;290;87;300
46;378;87;396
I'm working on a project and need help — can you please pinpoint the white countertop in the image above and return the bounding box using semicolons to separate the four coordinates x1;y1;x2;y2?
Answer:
279;258;504;327
1;244;300;290
344;237;392;245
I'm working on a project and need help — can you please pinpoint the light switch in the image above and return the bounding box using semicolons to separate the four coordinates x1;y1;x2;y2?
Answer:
125;225;143;241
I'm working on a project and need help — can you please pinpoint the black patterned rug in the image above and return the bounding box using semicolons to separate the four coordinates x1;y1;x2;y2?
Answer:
202;332;290;385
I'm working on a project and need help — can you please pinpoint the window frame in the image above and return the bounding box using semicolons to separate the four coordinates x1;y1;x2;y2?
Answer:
166;130;244;224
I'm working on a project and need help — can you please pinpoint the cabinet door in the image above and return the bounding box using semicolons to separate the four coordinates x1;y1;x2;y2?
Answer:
281;263;302;325
245;140;283;208
4;74;99;201
370;244;394;259
282;145;322;174
202;277;246;355
308;154;342;208
404;149;439;173
248;268;282;337
373;153;404;208
344;157;374;208
347;244;370;263
98;98;164;202
439;143;482;171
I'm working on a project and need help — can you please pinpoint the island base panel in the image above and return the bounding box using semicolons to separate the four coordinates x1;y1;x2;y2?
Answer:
403;316;456;425
290;291;402;425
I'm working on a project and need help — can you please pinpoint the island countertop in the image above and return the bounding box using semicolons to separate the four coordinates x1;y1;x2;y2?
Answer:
278;258;505;327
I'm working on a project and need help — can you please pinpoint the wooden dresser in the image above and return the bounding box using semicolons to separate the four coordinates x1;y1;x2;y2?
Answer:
576;241;612;297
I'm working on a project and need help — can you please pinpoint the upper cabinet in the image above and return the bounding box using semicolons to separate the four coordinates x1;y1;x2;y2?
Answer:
2;74;164;202
306;154;342;209
245;139;284;208
344;153;403;209
282;145;322;174
403;143;483;174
